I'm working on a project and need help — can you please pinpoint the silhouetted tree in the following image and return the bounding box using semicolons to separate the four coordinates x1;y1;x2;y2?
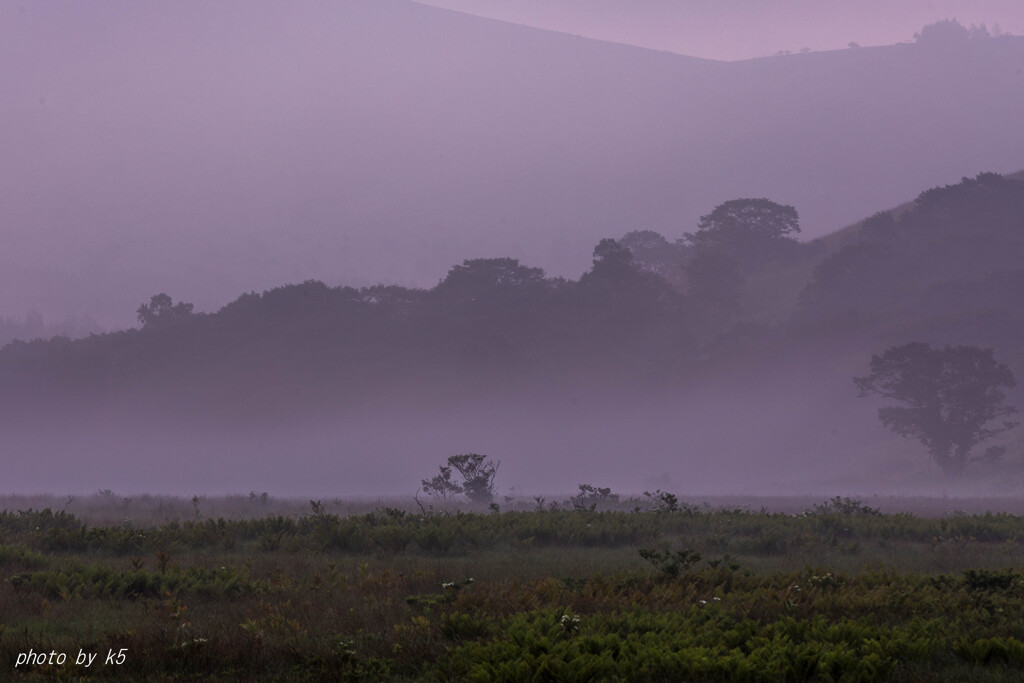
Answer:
449;453;499;504
570;483;619;511
433;258;549;306
914;19;989;46
619;230;687;289
358;285;426;319
422;454;499;505
549;238;688;373
578;238;677;313
421;464;461;502
855;342;1017;476
692;198;800;245
590;238;634;271
428;258;555;366
684;198;803;273
137;293;194;328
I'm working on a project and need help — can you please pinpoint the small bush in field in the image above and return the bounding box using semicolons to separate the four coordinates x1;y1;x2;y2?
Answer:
638;548;702;578
642;490;697;514
570;484;619;511
422;454;500;505
806;496;881;517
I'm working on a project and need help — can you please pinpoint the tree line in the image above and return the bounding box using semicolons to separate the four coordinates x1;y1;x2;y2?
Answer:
1;175;1022;478
0;196;815;411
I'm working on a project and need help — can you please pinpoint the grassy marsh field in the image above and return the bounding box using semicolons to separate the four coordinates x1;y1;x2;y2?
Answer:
4;494;1024;680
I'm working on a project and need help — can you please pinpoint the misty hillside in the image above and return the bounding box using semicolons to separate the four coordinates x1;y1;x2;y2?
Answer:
731;168;1024;328
2;172;1024;497
5;172;1022;407
3;2;1024;327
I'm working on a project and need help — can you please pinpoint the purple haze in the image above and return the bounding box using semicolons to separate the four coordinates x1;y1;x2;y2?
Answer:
2;0;1023;327
0;1;1022;498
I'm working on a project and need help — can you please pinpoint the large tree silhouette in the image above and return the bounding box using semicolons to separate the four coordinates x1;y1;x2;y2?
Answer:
137;293;194;328
855;342;1017;476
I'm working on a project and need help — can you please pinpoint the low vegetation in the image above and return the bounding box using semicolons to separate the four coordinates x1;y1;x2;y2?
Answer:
4;497;1024;679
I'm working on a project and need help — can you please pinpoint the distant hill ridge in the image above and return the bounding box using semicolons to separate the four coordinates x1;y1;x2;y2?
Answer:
810;168;1024;253
2;1;1024;327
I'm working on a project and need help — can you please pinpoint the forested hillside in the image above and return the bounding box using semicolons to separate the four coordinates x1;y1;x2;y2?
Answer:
3;173;1023;416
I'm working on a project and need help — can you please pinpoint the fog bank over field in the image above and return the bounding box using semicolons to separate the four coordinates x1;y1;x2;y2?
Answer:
0;348;1012;499
0;392;886;499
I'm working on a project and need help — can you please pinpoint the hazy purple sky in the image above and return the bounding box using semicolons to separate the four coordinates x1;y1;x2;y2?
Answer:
2;0;1023;328
416;0;1024;60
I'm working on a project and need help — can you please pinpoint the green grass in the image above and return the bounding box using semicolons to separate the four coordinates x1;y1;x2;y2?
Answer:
4;500;1024;679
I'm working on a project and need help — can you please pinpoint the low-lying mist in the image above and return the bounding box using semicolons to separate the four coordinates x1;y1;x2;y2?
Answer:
1;348;1003;500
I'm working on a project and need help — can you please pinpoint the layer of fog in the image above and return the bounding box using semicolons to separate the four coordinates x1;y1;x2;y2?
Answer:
4;348;1015;499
